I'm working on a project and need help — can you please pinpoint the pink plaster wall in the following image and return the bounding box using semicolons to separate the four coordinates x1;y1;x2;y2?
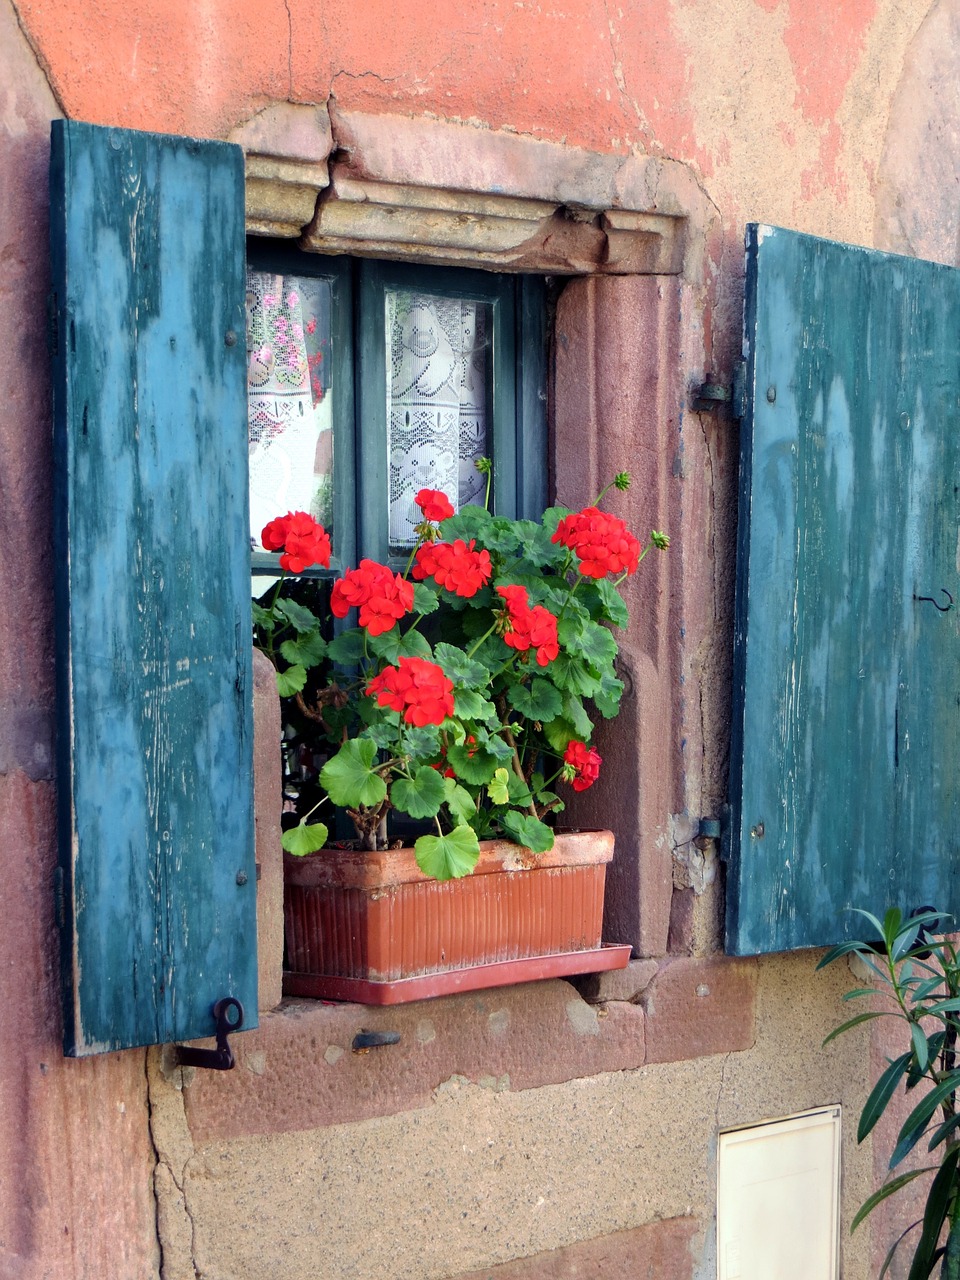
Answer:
0;3;159;1276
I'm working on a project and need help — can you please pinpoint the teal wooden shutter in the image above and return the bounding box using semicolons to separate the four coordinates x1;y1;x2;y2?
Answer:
50;121;258;1054
728;223;960;955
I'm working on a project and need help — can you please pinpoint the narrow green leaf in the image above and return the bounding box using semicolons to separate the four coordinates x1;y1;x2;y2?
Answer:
850;1171;934;1233
281;822;330;856
908;1147;960;1280
927;1109;960;1153
911;1021;930;1072
942;1206;960;1280
276;664;307;697
816;940;883;971
857;1052;912;1142
891;1075;960;1169
319;739;387;808
842;987;880;1002
414;826;480;881
822;1010;891;1047
879;1222;922;1279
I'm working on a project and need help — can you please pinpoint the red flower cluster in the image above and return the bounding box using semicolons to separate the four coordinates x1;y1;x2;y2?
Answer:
331;560;414;636
412;539;493;598
415;488;455;523
563;740;602;791
496;584;559;667
368;657;455;727
260;511;332;573
552;507;641;578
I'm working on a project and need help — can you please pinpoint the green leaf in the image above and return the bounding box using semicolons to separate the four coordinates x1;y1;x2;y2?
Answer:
367;627;432;663
566;619;618;669
822;1010;892;1047
446;742;500;785
911;1022;930;1072
858;1052;911;1142
850;1169;935;1233
475;730;515;764
276;664;307;697
562;693;593;739
501;811;555;853
433;642;490;687
908;1147;959;1279
281;822;330;856
927;1110;960;1153
593;576;629;627
594;669;626;718
320;739;388;808
508;678;563;722
443;776;478;824
275;598;321;633
252;601;275;630
401;725;443;759
412;583;440;615
391;767;447;820
327;628;366;664
280;629;327;668
487;767;511;806
506;772;534;807
549;654;602;697
414;825;480;881
359;721;401;752
440;506;495;544
542;716;577;754
891;1075;960;1169
454;689;498;721
878;1221;923;1279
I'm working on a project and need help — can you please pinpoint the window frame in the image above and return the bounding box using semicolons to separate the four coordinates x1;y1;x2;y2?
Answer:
245;242;549;575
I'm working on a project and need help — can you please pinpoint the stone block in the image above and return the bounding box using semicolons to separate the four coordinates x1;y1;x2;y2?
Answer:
642;956;758;1064
252;647;283;1011
572;959;659;1004
446;1216;699;1280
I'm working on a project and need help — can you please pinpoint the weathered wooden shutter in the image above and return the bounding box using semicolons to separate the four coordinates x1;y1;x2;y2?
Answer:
727;223;960;955
50;121;258;1053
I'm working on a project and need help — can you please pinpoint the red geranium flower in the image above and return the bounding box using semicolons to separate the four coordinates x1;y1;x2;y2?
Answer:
495;584;559;667
552;507;641;578
331;560;414;636
562;740;602;791
412;539;492;598
260;511;332;573
415;488;455;523
367;657;455;727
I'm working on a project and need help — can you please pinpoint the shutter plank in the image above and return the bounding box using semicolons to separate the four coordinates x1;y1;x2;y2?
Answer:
728;224;960;954
51;121;257;1053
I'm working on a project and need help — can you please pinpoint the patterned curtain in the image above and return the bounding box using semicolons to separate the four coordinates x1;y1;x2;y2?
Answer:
246;270;334;550
387;291;490;548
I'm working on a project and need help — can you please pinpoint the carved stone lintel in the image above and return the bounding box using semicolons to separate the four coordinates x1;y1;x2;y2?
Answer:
232;103;703;273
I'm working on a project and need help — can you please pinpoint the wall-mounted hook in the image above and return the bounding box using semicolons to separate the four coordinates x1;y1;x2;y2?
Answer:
914;588;953;613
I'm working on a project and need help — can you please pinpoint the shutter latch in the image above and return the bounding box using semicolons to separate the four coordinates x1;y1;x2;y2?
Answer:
175;996;244;1071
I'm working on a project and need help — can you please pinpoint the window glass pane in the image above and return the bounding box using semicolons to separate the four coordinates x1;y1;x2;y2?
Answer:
246;270;334;551
386;290;491;549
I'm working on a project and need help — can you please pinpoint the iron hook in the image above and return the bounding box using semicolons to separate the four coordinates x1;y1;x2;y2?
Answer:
914;588;953;613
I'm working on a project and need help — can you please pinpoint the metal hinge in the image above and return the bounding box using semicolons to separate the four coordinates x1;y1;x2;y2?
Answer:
175;997;244;1071
693;361;746;418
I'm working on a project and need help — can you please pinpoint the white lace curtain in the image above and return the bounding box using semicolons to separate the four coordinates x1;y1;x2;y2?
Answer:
387;291;490;547
246;271;333;549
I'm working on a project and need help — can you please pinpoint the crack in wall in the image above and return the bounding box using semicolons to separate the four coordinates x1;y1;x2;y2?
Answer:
146;1049;202;1280
282;0;293;99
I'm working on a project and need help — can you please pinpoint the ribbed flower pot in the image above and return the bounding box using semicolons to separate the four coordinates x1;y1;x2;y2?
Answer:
282;829;629;1004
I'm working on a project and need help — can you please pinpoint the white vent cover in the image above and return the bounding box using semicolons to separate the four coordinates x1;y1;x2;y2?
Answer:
717;1106;841;1280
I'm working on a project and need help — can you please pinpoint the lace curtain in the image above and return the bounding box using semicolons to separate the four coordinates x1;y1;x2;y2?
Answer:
246;270;334;549
387;291;490;548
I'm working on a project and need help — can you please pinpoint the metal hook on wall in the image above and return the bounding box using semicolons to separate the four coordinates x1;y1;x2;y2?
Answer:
914;588;953;613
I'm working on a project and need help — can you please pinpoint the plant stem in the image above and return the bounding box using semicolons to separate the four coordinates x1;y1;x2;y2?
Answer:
466;620;499;658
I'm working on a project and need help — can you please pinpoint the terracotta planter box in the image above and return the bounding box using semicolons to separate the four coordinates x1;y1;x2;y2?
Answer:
283;829;630;1004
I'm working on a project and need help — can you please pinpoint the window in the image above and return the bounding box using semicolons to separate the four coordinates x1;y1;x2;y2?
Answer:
244;244;549;577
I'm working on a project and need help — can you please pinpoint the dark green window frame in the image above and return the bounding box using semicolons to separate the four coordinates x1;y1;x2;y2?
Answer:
246;242;549;577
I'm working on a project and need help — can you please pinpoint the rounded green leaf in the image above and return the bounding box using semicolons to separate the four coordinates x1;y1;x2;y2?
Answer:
508;678;563;722
446;742;500;785
276;664;307;697
487;767;511;806
275;598;321;633
433;642;489;687
280;629;328;668
391;767;446;820
414;826;481;881
320;739;387;808
442;776;478;824
281;822;330;856
501;811;555;853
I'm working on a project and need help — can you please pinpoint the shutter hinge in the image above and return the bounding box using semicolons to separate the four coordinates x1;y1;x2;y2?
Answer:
693;362;746;418
46;292;59;358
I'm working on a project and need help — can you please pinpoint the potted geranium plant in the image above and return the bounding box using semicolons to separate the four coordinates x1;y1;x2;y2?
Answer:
254;463;667;1003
